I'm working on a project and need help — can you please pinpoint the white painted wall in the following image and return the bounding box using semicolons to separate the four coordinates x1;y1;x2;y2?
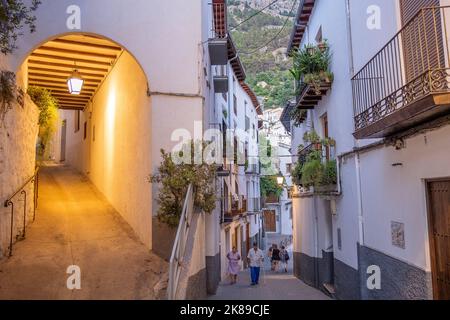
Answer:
1;0;215;252
57;51;153;248
289;0;401;269
359;125;450;271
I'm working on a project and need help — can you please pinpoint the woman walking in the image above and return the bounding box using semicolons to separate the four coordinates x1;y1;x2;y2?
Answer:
226;247;241;285
271;244;281;272
279;245;289;273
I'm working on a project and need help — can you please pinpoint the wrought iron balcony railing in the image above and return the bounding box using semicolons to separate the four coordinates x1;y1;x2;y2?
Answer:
223;195;247;220
295;79;331;110
297;143;323;164
352;6;450;139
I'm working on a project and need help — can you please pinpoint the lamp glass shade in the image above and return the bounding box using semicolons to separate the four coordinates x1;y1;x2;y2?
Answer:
67;70;84;95
277;176;284;186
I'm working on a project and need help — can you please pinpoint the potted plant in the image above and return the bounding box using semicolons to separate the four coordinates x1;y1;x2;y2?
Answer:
0;70;17;124
290;42;334;95
293;130;338;194
290;107;307;126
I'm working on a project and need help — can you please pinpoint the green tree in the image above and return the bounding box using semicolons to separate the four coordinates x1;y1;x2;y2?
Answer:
0;0;41;54
0;70;16;123
27;86;59;159
149;141;217;227
260;176;283;198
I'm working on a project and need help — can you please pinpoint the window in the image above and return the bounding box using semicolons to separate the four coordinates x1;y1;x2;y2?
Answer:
315;26;323;44
83;122;87;140
74;110;80;133
245;116;250;131
286;163;292;173
233;94;237;115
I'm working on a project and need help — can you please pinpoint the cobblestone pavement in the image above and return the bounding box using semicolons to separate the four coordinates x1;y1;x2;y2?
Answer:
209;234;330;300
0;165;167;300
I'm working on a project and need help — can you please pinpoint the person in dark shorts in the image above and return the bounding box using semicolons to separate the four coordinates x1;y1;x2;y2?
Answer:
271;244;281;272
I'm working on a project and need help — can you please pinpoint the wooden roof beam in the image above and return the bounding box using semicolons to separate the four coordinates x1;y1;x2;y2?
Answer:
50;39;122;51
28;60;109;73
36;46;118;60
28;67;105;78
30;53;112;66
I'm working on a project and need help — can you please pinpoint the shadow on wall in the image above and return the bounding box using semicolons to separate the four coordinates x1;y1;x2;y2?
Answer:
152;217;177;261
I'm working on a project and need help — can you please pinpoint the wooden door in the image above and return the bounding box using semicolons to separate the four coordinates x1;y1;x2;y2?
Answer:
427;180;450;300
264;210;276;233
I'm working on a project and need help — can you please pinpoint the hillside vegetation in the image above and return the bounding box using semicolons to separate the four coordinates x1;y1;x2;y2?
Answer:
228;0;296;109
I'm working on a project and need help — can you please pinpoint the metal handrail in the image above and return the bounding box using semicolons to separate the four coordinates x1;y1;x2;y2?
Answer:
168;183;194;300
4;167;39;257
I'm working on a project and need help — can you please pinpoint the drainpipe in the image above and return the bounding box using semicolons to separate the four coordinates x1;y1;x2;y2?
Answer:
345;0;355;76
346;0;364;246
355;154;365;246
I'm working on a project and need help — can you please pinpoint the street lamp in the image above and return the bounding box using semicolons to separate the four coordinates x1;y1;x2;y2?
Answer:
67;69;84;95
277;171;285;186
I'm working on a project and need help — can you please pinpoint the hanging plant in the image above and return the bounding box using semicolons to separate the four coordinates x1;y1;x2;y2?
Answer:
0;0;41;54
293;130;338;189
290;41;334;95
0;70;16;123
290;107;307;126
27;86;59;159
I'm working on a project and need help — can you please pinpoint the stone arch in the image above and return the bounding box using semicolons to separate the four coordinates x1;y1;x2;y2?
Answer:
12;32;154;249
14;31;150;91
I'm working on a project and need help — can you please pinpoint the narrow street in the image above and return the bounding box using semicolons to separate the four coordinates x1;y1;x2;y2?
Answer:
0;165;167;300
209;236;330;300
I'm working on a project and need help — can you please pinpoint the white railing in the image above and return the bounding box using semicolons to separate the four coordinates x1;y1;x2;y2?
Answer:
168;184;194;300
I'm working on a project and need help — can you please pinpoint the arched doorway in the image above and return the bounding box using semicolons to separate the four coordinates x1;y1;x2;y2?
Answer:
0;33;163;299
18;33;153;248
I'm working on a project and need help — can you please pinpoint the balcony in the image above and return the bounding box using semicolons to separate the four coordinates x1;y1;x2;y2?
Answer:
295;80;332;110
245;163;260;175
208;1;228;66
298;143;323;162
223;195;247;222
352;6;450;139
264;194;280;205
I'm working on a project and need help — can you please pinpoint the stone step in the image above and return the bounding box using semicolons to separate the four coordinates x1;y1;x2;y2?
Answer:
323;283;336;295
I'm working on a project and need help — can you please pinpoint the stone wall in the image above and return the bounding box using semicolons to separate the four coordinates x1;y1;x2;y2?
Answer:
0;94;39;258
334;258;360;300
358;245;433;300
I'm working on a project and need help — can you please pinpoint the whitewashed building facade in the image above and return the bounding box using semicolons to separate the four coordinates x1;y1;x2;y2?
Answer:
285;0;450;300
0;0;262;299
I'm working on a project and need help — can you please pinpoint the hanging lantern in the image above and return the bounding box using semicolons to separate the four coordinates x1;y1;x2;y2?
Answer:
277;172;285;186
67;69;84;95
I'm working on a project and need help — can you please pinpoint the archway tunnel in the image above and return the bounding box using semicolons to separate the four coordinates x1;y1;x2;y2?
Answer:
0;33;165;299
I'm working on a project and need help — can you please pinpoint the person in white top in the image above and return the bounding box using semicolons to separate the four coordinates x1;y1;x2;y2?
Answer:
247;242;264;286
